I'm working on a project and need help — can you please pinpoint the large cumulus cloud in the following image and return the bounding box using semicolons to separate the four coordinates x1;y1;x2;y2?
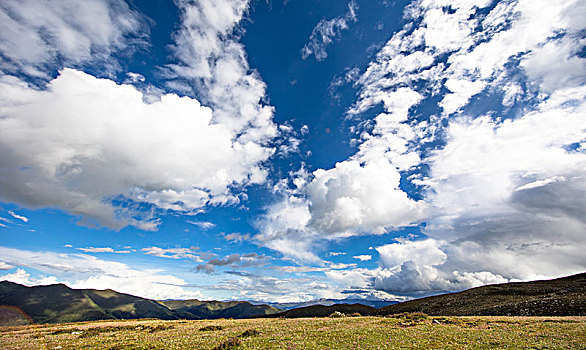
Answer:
0;69;272;229
0;0;277;229
258;0;586;295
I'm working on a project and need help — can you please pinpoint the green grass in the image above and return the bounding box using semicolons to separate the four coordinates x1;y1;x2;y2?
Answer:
0;316;584;349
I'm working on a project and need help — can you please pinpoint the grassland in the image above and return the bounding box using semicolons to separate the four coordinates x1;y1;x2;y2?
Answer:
1;315;584;349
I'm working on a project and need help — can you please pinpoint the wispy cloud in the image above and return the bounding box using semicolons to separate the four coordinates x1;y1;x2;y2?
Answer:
0;261;14;270
196;253;269;273
327;252;347;257
222;232;251;243
0;246;204;300
187;220;216;229
167;0;277;145
0;0;147;79
76;247;130;254
353;255;372;261
301;1;358;61
7;211;28;223
273;266;329;273
142;247;202;261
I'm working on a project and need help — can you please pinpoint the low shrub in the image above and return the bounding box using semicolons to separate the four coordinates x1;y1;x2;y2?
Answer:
212;337;241;350
240;329;260;337
392;312;429;321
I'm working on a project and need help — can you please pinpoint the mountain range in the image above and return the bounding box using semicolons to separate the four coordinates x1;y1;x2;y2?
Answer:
1;272;584;325
0;281;279;325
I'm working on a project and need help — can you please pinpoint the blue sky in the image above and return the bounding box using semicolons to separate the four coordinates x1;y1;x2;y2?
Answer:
0;0;585;302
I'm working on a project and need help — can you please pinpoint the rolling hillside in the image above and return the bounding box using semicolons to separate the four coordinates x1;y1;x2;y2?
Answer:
377;272;586;316
258;273;586;318
260;303;378;318
160;299;281;319
0;281;178;324
0;282;280;325
1;273;584;325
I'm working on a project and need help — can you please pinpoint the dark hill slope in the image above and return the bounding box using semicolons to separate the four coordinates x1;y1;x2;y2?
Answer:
0;281;178;324
83;289;179;320
160;299;281;319
261;303;378;318
378;273;586;316
0;281;281;324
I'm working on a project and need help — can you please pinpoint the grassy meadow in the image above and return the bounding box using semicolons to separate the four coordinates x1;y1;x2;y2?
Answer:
1;314;585;349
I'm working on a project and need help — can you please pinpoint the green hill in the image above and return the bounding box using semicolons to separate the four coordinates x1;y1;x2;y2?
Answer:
257;273;586;319
261;303;378;318
1;273;583;325
0;282;178;324
0;282;280;325
377;272;586;316
160;299;281;319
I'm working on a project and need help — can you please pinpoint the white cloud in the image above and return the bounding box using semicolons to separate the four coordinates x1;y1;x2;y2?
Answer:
0;0;146;77
187;220;216;229
77;247;114;253
196;253;269;273
301;1;358;61
362;85;586;293
0;247;203;300
260;0;586;293
70;274;203;301
142;247;201;261
327;252;347;257
328;262;357;269
514;176;567;192
352;255;372;262
377;239;446;268
427;87;586;235
325;268;376;290
0;217;11;228
349;0;586;292
276;123;304;157
224;274;342;303
0;0;279;231
0;261;14;270
167;0;277;145
274;266;329;273
0;69;273;229
222;232;251;242
7;210;28;222
125;72;145;83
322;238;509;295
307;158;425;235
0;268;59;286
256;158;426;261
255;195;317;261
76;247;130;254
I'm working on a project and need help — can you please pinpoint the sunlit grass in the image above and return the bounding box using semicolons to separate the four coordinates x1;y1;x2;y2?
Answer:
1;315;584;349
